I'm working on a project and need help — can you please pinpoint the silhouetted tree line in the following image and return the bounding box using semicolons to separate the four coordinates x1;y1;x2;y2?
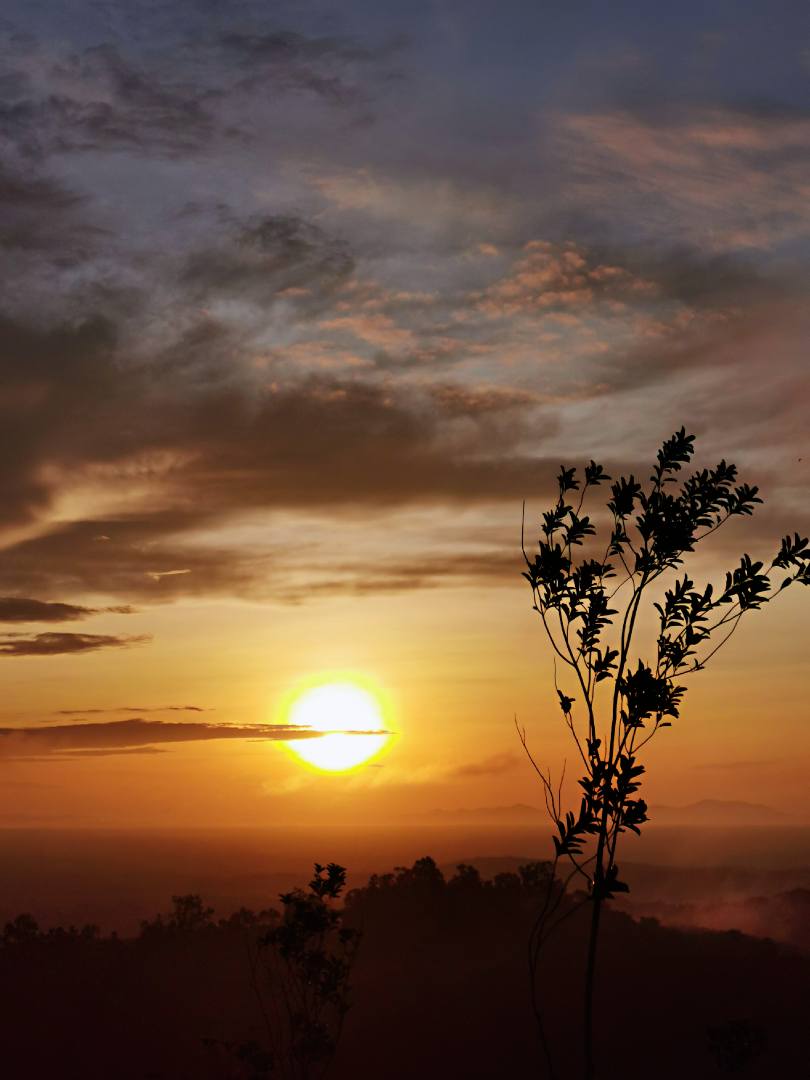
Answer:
1;856;807;1078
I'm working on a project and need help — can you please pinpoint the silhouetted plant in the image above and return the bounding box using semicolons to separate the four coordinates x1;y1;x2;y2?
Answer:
2;912;100;946
139;893;215;939
519;428;809;1079
3;913;40;946
224;862;360;1080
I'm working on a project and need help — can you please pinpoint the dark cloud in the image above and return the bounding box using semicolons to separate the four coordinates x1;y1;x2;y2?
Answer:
428;384;543;417
0;717;389;757
1;299;801;600
0;598;94;622
0;9;805;615
0;315;122;526
181;214;354;304
0;40;221;159
276;550;522;604
0;515;526;604
13;62;211;160
217;28;400;105
0;19;398;164
0;514;272;600
0;597;133;622
0;287;801;603
175;376;551;512
51;747;167;757
55;705;208;715
54;43;219;155
0;633;150;656
0;299;559;599
217;28;381;67
585;243;781;309
0;161;87;252
0;308;552;526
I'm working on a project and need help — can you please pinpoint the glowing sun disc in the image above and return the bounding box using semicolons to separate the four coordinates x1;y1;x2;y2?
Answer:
285;681;389;772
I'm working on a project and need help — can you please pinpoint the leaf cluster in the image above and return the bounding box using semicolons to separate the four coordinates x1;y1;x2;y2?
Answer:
522;429;808;905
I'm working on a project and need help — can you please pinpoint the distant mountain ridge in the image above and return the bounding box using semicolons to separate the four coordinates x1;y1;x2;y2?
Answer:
651;799;791;825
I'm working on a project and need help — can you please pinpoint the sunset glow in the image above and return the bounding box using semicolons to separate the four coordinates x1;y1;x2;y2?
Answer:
284;681;390;772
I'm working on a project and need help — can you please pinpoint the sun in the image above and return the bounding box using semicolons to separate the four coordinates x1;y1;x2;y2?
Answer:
284;679;390;772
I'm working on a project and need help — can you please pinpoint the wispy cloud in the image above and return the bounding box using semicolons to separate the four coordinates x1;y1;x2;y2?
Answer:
55;705;209;715
0;633;150;656
0;597;134;622
0;718;388;757
559;105;810;250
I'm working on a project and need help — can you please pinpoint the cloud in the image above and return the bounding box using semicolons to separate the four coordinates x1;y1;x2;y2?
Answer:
143;375;553;512
0;308;552;524
0;294;564;599
181;214;354;306
275;549;522;604
0;282;804;605
475;240;656;317
450;753;521;779
0;19;399;167
216;28;401;106
0;285;803;602
0;717;389;757
0;42;219;159
49;747;168;757
0;633;150;656
559;104;810;250
0;10;806;614
55;705;209;715
0;597;134;622
0;513;274;600
0;598;94;622
0;315;122;526
0;161;88;253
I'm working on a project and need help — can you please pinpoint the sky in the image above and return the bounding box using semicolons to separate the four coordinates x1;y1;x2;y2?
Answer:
0;0;808;828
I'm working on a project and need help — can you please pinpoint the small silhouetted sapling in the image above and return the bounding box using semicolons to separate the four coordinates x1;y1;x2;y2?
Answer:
231;862;360;1080
519;428;809;1079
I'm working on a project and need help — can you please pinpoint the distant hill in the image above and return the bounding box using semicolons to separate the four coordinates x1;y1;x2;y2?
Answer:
649;799;791;826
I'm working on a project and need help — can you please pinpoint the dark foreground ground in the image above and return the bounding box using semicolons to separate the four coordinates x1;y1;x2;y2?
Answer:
0;857;807;1079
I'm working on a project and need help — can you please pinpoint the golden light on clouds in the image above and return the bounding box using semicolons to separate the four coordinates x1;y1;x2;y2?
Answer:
283;678;391;772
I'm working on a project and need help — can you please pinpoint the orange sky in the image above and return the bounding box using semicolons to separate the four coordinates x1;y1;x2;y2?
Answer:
2;536;807;826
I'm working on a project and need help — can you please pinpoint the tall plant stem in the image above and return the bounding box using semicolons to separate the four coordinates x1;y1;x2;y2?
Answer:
583;891;603;1080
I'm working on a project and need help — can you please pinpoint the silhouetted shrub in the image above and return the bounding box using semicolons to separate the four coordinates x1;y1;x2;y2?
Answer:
520;429;809;1077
